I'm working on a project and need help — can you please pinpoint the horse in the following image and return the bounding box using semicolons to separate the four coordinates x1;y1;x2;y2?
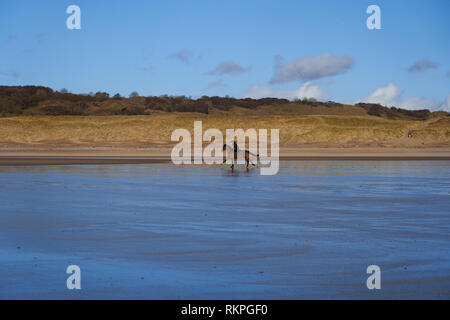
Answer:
222;144;259;170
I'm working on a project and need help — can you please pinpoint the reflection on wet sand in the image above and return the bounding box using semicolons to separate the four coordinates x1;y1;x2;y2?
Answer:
0;160;449;299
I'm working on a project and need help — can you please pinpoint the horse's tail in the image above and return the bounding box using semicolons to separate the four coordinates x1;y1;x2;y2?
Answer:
248;151;260;161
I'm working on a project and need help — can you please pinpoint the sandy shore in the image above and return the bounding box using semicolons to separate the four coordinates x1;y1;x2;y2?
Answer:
0;147;449;165
1;160;449;299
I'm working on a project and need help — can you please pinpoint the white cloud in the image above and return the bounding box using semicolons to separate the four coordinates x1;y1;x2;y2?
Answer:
398;97;438;110
270;54;354;84
292;82;330;101
243;82;330;101
441;94;450;112
358;83;402;106
357;83;449;111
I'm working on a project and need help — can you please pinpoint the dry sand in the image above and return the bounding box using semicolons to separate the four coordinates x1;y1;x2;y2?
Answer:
0;114;449;164
0;147;449;165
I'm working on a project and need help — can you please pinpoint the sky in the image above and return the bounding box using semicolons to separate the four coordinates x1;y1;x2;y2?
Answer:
1;0;449;110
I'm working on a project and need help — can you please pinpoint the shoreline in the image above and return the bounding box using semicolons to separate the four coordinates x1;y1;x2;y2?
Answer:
0;147;449;165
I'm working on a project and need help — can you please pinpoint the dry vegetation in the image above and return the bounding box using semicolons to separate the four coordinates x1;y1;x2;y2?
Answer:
0;85;448;148
0;114;448;148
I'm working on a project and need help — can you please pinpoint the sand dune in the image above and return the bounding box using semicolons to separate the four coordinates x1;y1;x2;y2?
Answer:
0;115;448;149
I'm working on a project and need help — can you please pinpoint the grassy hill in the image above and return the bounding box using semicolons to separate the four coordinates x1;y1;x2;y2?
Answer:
0;114;448;148
0;86;448;148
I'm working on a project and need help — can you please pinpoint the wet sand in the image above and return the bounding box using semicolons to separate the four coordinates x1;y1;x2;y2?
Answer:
0;147;449;165
0;157;169;166
0;161;449;299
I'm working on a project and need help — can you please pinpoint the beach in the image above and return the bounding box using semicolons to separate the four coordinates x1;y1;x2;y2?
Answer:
0;116;449;299
0;147;450;165
2;0;449;305
0;160;449;299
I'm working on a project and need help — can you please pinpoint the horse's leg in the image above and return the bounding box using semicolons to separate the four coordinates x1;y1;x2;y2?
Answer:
223;148;229;164
246;150;256;166
245;151;249;169
231;152;234;170
231;151;237;170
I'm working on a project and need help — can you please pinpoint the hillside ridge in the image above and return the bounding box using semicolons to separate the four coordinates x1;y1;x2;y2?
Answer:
1;85;446;120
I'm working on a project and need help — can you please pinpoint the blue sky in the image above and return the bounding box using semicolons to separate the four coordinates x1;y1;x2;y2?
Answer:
1;0;449;110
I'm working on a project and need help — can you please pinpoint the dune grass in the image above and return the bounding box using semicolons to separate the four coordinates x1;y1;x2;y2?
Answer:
0;114;448;147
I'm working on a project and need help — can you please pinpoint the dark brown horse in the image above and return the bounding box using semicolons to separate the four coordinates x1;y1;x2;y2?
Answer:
222;144;259;170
